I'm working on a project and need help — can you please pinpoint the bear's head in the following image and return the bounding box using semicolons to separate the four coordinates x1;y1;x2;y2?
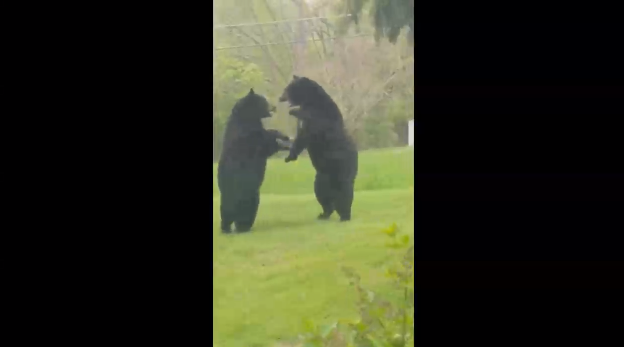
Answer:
278;75;327;108
232;88;276;120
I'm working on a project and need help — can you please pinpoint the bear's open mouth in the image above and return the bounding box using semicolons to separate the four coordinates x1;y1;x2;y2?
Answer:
287;100;299;109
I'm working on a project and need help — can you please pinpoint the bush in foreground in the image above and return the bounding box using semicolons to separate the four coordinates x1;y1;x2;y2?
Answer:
295;223;414;347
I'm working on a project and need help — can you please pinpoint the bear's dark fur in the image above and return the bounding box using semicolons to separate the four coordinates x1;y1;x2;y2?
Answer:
279;76;358;221
218;89;291;233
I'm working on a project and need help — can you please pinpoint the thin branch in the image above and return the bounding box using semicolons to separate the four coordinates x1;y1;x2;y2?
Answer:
214;14;352;29
214;34;373;50
228;26;288;81
260;0;295;68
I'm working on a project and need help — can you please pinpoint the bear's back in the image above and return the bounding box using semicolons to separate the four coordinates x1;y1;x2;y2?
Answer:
298;107;356;172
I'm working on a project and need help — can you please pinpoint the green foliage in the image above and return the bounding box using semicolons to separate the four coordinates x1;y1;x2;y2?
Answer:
386;98;413;124
357;116;398;150
296;223;414;347
213;53;265;159
337;0;414;45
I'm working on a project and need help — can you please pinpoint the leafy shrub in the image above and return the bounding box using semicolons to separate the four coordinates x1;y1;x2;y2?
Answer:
213;53;265;160
295;223;414;347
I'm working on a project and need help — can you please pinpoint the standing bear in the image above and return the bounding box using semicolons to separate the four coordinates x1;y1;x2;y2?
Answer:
279;75;358;221
218;88;291;233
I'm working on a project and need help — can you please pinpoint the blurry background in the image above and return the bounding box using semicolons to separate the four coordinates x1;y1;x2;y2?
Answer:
213;0;414;161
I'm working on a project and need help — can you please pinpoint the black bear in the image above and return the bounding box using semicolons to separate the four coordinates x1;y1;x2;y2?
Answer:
218;88;291;233
279;75;358;221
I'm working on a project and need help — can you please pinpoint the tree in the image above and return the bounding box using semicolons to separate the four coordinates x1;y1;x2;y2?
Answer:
212;0;414;159
337;0;413;45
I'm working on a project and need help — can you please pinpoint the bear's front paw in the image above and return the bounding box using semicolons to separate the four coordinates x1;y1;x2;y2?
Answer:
285;155;297;163
276;138;292;150
276;133;290;141
271;130;290;142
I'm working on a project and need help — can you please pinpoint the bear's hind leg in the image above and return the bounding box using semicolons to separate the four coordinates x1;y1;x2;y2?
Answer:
334;179;355;222
315;173;335;220
234;191;260;232
220;194;236;233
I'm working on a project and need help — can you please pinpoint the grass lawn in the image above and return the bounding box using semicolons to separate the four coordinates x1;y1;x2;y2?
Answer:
213;147;414;347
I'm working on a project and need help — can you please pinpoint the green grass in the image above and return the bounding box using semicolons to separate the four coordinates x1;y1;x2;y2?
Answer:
213;147;414;347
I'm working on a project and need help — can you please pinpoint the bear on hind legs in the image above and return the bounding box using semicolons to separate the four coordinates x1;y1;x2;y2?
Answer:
279;76;358;222
218;89;291;233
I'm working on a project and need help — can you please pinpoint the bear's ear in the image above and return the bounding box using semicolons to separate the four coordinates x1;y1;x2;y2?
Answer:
293;75;300;80
249;88;255;95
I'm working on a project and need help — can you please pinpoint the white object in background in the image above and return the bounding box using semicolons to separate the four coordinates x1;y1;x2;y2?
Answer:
408;119;414;146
